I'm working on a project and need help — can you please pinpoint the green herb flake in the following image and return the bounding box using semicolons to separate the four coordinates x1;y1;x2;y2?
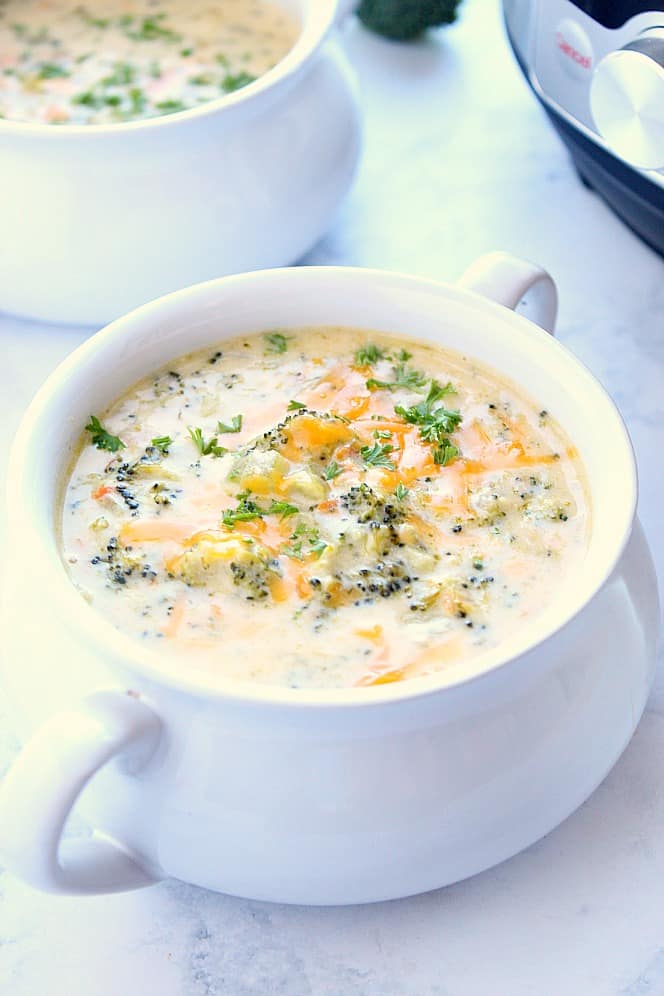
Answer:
151;435;173;454
37;62;71;80
222;71;256;93
222;495;264;528
126;16;181;43
282;541;304;561
360;442;396;470
354;343;385;366
287;400;307;411
72;90;105;109
101;61;134;86
155;99;187;114
366;362;427;392
222;496;298;529
217;414;243;434
324;460;342;481
394;380;461;467
395;483;409;500
264;331;290;354
433;442;459;466
283;523;326;560
309;538;328;558
267;500;299;520
187;426;227;458
85;415;125;453
75;9;110;29
128;87;146;114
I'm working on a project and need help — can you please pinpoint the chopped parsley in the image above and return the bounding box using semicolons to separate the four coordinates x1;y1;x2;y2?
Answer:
151;435;173;454
126;16;181;43
101;62;134;86
74;9;110;29
221;496;298;529
283;523;327;560
221;495;264;527
395;483;409;500
128;87;147;115
155;99;187;114
85;415;125;453
366;362;427;392
72;90;109;109
267;500;298;520
354;343;385;366
222;71;256;93
360;442;396;470
217;414;243;434
394;380;461;466
187;426;227;458
324;460;342;480
264;331;290;354
433;442;459;466
287;400;307;411
37;63;71;80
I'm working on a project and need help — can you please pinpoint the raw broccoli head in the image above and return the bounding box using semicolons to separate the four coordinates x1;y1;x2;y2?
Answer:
357;0;462;41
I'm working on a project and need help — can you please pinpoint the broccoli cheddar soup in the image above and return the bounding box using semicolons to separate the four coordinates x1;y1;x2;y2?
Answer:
0;0;298;125
61;328;590;689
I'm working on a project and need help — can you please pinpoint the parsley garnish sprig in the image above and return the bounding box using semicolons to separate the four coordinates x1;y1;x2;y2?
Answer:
360;442;396;470
188;426;228;458
394;380;462;467
282;522;327;560
366;362;427;392
217;414;243;434
264;332;290;354
151;435;173;454
221;495;298;529
354;343;385;366
85;415;125;453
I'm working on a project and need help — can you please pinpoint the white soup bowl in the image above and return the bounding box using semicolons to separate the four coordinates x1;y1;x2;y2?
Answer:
0;254;659;903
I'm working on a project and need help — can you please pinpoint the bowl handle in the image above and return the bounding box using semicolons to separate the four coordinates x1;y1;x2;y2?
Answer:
457;251;558;334
0;690;163;895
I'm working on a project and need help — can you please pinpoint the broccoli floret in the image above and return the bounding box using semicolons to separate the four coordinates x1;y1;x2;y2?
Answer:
339;483;405;527
357;0;462;40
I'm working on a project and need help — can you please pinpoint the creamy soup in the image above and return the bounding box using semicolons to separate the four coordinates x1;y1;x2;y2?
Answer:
0;0;298;125
61;328;590;689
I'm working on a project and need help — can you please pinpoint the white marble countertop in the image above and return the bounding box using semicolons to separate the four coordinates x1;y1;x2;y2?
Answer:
1;1;663;993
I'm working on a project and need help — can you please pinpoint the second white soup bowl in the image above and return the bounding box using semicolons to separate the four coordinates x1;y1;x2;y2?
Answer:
0;0;361;325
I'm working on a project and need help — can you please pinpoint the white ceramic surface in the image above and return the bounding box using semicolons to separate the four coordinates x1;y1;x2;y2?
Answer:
0;0;361;326
1;1;664;991
0;256;658;904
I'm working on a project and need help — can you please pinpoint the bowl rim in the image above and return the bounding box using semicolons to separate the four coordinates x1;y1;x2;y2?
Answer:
7;265;638;709
0;0;335;138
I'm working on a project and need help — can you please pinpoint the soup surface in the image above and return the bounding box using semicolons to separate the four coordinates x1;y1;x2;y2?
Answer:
0;0;298;125
61;327;589;689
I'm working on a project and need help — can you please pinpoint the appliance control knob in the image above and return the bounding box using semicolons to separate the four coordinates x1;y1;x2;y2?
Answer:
590;29;664;170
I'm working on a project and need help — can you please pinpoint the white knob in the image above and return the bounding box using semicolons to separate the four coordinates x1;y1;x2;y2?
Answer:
590;29;664;171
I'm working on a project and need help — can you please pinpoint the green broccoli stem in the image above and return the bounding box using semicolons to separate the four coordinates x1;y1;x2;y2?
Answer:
357;0;462;41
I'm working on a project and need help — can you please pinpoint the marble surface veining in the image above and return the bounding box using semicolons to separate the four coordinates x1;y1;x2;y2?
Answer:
1;1;663;993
